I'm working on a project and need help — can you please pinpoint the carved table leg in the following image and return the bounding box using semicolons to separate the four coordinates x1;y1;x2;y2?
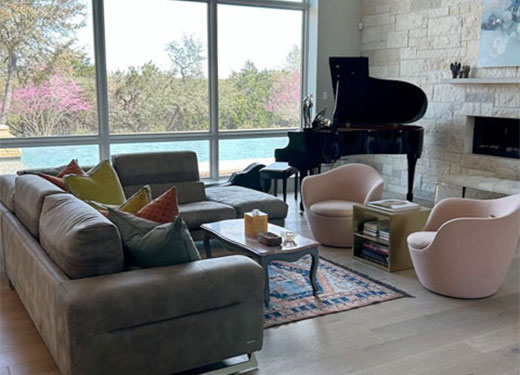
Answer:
261;258;270;307
203;235;212;259
309;249;319;295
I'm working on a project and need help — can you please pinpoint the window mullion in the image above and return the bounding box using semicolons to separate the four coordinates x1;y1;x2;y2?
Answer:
92;0;110;160
208;0;219;180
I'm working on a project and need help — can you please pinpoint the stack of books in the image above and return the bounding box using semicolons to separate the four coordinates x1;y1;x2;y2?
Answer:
360;242;389;266
361;219;390;244
378;221;390;244
367;199;420;212
362;220;379;238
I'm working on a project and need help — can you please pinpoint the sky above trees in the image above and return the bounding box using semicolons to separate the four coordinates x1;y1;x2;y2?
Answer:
0;0;302;137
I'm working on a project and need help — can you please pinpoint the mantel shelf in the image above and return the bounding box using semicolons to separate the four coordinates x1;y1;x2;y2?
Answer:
441;78;520;84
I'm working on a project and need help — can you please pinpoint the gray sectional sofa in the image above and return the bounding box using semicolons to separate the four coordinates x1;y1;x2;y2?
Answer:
0;151;289;375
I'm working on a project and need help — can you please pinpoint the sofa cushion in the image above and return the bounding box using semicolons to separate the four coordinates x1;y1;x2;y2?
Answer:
64;160;126;205
206;186;288;219
108;209;200;268
309;200;355;218
39;194;124;279
179;201;236;229
407;231;436;250
0;174;16;212
38;159;87;190
136;187;179;223
14;175;63;238
88;185;153;215
112;151;206;201
122;181;206;205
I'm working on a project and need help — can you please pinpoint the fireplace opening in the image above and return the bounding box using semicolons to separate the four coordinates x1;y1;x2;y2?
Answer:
473;116;520;159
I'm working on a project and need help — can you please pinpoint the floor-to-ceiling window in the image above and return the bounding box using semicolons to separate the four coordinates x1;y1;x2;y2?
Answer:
0;0;308;178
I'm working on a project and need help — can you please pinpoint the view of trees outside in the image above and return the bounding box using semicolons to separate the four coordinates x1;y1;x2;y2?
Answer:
0;0;302;138
0;0;97;137
218;4;302;130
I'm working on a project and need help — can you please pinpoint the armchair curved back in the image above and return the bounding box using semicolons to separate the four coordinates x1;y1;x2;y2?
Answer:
301;164;384;208
411;194;520;298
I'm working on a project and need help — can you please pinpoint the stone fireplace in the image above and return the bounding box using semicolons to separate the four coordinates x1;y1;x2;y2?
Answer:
472;116;520;159
358;0;520;200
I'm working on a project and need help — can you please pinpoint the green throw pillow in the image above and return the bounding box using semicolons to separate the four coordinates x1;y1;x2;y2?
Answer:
108;208;200;268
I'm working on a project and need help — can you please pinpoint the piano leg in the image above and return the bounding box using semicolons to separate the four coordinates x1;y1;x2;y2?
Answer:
407;154;418;202
299;169;309;213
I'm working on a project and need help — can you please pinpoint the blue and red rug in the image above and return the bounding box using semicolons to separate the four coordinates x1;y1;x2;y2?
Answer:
264;256;409;328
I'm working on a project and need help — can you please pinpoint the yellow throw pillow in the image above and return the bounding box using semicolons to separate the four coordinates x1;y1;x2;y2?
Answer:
88;185;152;215
64;160;126;205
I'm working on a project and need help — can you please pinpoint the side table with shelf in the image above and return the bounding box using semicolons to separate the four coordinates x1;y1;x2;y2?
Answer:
352;204;430;272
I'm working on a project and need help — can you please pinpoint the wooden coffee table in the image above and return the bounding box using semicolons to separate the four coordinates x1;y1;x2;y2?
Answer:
201;219;320;307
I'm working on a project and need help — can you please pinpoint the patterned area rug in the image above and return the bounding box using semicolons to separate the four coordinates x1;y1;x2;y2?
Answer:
264;256;409;328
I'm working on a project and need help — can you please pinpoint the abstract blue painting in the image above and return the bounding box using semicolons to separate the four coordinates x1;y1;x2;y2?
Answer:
478;0;520;67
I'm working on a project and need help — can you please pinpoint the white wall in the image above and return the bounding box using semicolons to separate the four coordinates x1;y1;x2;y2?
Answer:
314;0;362;116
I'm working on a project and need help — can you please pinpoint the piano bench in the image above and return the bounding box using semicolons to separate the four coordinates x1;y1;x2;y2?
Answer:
260;162;298;202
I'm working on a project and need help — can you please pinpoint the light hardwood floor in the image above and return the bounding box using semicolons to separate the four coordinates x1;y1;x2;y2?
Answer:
1;196;519;375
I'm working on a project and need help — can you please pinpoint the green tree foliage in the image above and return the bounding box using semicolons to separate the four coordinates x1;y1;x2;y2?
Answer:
108;62;209;133
1;6;302;138
165;34;205;80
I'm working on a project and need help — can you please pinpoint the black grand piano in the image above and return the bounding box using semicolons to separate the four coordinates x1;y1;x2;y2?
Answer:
275;57;428;206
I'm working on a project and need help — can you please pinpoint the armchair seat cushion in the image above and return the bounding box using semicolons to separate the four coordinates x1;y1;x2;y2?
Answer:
309;200;355;218
407;231;436;250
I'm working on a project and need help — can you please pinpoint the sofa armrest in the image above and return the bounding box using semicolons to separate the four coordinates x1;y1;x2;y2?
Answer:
58;255;264;333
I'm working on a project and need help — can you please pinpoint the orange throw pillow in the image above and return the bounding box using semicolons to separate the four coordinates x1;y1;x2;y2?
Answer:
135;187;179;223
39;160;86;190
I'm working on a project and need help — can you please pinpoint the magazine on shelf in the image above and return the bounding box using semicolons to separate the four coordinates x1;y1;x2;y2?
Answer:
367;199;420;212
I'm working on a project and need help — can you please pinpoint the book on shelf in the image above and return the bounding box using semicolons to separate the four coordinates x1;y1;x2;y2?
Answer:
359;248;388;266
367;199;420;212
360;219;390;243
362;242;389;255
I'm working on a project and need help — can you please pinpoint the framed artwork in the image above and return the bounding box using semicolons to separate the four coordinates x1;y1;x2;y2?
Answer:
478;0;520;67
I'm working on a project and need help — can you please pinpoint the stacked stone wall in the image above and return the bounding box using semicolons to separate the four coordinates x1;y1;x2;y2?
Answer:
352;0;520;200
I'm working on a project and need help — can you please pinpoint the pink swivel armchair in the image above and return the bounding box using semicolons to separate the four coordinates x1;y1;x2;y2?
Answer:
407;194;520;298
301;164;384;247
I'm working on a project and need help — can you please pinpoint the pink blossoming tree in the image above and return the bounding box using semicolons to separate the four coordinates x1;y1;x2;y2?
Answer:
9;74;91;136
265;70;301;127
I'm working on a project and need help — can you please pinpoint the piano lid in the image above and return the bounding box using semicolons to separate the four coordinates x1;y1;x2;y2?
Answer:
329;57;428;126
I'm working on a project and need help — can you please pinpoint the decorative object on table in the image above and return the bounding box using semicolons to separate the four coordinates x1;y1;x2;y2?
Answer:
407;194;520;298
478;0;520;67
263;257;410;328
301;163;384;248
460;65;471;78
450;62;461;78
281;230;296;243
353;204;430;272
302;94;314;129
259;162;298;202
244;209;268;238
257;232;282;246
311;108;331;129
367;198;420;212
